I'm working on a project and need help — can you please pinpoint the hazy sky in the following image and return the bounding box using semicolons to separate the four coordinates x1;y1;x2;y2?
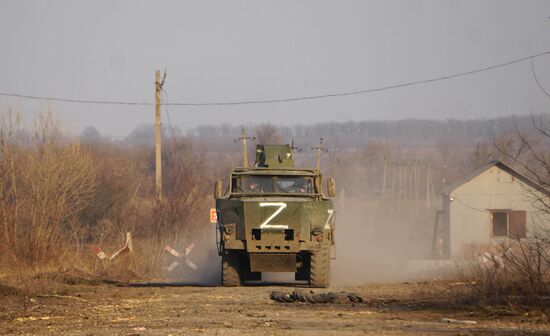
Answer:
1;1;550;136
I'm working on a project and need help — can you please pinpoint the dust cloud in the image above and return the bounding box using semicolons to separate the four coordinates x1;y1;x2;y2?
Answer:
331;197;437;286
163;224;221;286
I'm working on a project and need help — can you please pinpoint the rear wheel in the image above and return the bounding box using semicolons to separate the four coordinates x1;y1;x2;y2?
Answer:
309;247;330;288
221;253;241;286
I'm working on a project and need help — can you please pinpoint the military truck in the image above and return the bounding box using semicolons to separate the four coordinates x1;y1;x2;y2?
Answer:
214;144;336;287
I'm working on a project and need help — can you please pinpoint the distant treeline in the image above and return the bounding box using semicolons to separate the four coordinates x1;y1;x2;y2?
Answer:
190;114;550;149
94;113;549;151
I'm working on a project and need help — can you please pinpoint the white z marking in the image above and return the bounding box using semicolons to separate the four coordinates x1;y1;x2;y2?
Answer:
324;209;334;229
259;202;288;229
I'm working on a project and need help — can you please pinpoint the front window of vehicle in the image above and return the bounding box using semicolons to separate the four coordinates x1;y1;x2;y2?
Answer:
232;176;274;193
275;177;314;193
231;175;314;194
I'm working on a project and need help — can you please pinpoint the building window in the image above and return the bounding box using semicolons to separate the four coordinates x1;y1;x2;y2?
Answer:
492;211;508;237
490;210;527;239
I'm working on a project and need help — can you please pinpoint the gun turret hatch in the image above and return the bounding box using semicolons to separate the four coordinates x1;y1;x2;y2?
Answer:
255;144;294;168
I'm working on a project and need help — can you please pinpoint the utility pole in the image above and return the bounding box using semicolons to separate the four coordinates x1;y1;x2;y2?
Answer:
312;138;327;169
155;70;166;201
290;138;301;160
381;158;387;199
235;128;253;167
426;162;432;209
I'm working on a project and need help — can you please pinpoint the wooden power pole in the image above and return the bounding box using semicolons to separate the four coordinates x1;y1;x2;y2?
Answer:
155;70;164;201
235;128;253;167
290;138;301;160
381;158;387;199
313;138;326;169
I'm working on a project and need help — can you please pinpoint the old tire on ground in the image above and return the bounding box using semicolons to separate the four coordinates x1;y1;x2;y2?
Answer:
222;253;241;286
309;247;330;288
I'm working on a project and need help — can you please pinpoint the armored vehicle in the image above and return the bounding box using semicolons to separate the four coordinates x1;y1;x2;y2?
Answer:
214;144;336;287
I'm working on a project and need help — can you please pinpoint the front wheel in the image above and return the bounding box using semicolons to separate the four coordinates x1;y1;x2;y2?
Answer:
221;253;241;286
309;247;330;288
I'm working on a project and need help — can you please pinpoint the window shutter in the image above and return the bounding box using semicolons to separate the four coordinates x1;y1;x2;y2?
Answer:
509;210;527;239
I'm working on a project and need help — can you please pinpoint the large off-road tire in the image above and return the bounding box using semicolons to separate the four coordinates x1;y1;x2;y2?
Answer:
309;247;330;288
241;256;261;281
221;253;241;287
295;252;311;281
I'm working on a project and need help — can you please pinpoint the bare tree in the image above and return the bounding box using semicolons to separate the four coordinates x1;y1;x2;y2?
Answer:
255;124;281;144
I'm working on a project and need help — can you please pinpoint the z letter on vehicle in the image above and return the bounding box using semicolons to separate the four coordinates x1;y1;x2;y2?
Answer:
259;202;288;229
325;209;334;229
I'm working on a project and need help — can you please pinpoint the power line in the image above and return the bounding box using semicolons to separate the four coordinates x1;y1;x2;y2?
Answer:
0;92;153;106
162;89;183;153
452;197;489;213
530;57;550;100
171;50;550;106
161;89;177;169
1;50;550;107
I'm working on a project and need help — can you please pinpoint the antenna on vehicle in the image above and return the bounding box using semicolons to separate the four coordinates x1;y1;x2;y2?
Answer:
234;128;255;167
311;138;328;169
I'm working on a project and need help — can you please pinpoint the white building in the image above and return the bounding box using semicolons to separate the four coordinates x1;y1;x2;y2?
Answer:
441;161;548;259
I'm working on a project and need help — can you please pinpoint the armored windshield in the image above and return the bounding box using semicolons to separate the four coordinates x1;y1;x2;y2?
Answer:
233;176;274;193
275;176;314;193
232;175;314;194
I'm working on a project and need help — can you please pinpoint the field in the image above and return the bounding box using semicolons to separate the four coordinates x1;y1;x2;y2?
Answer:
2;281;550;335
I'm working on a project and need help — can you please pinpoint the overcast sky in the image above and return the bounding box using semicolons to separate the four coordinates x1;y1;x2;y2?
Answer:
1;1;550;136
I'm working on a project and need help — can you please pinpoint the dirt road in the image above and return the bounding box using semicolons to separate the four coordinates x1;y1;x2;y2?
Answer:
1;281;549;335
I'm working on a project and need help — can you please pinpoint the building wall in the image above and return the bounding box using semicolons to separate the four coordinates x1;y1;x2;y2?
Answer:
449;166;546;258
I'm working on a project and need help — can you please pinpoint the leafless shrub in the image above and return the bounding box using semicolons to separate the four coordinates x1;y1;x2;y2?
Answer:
457;254;517;305
456;234;550;305
503;235;550;297
0;111;97;268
